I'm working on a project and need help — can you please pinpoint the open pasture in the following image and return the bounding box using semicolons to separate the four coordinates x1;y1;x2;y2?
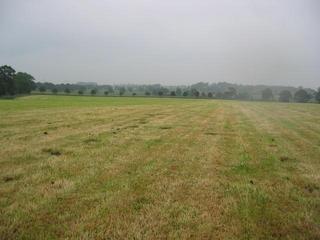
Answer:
0;95;319;239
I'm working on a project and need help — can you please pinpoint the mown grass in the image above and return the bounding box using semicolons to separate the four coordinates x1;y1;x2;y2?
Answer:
0;95;319;239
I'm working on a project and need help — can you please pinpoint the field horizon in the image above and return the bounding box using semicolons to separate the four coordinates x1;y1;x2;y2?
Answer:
0;95;319;239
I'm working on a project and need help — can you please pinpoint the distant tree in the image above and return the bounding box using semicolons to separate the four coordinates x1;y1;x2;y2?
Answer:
119;86;125;96
104;91;109;96
160;87;169;95
176;87;182;96
145;91;151;96
64;88;71;94
52;88;58;94
170;91;176;96
215;92;223;99
294;88;311;103
191;89;200;97
191;82;209;93
208;92;213;98
39;86;46;92
239;92;251;100
158;91;163;96
279;90;292;102
201;92;206;97
182;91;188;97
222;87;237;99
105;85;114;94
316;87;320;103
132;92;136;96
0;65;16;95
14;72;36;94
262;88;274;101
78;90;84;95
127;86;133;92
91;89;97;95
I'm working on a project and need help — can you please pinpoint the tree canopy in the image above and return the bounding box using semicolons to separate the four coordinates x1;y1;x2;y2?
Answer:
0;65;16;95
279;90;292;102
294;89;311;103
315;88;320;103
0;66;36;96
262;88;274;101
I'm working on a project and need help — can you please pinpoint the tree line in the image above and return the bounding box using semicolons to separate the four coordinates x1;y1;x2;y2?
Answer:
1;65;320;103
0;65;36;96
36;82;320;103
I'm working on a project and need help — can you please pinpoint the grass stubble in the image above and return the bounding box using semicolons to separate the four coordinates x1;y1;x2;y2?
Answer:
0;96;319;239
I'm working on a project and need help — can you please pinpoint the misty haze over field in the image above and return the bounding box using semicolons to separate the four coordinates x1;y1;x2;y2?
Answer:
1;0;320;88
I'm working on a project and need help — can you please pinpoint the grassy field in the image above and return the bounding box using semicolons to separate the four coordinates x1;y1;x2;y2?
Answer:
0;95;319;239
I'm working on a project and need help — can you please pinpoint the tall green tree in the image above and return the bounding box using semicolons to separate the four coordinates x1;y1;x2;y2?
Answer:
0;65;16;95
14;72;36;94
0;76;5;96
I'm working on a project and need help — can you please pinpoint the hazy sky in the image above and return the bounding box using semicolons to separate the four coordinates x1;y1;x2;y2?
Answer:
1;0;320;88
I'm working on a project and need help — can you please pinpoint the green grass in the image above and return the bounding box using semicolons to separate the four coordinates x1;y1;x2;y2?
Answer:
0;95;319;239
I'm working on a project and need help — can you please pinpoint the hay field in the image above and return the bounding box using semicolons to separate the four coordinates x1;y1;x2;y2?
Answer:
0;95;319;239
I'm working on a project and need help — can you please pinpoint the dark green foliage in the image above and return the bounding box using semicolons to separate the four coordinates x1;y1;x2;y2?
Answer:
52;88;58;94
0;66;36;96
262;88;273;101
191;89;200;97
39;86;46;92
91;89;97;95
182;91;188;97
0;65;16;95
208;92;213;98
294;89;311;103
64;88;71;94
279;90;292;102
145;91;151;96
315;88;320;103
132;92;136;96
0;77;5;96
14;72;36;94
170;91;176;96
104;91;109;96
78;90;84;95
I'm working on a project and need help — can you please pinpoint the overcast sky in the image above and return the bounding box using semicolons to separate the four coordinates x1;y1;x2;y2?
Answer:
1;0;319;88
